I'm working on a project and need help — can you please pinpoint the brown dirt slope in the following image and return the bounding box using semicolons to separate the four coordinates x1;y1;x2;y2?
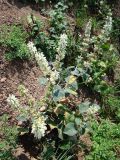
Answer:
0;49;45;113
0;0;47;114
0;0;48;25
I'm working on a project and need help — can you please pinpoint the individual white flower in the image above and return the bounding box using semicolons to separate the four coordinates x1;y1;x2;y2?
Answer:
87;104;100;114
79;33;82;38
32;116;47;139
7;94;20;108
82;42;89;47
56;33;68;61
100;1;104;5
84;4;88;8
98;34;104;39
87;77;93;83
91;36;97;43
108;9;112;16
87;53;95;58
109;44;114;51
83;61;91;68
77;55;83;61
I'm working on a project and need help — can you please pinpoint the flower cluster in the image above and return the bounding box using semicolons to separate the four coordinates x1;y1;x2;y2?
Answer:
91;13;112;55
27;41;37;55
101;14;112;41
27;42;51;76
83;61;91;69
50;70;59;85
56;33;68;61
49;34;69;82
76;11;114;88
28;34;68;84
35;52;51;76
84;19;92;39
54;33;68;71
31;116;47;139
27;42;59;84
7;94;20;108
79;19;92;53
96;6;112;43
7;91;47;140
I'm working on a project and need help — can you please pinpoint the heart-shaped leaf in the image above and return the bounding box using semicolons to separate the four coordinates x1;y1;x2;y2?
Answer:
63;122;78;136
78;101;90;113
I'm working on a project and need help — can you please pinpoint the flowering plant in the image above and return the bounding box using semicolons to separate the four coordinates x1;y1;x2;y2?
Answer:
71;10;118;93
6;1;119;159
7;31;101;158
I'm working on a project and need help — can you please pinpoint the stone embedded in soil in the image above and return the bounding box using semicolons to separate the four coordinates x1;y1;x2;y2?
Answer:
1;77;7;82
17;121;23;125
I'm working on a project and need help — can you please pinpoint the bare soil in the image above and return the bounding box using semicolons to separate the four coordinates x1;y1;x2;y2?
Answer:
0;49;45;112
0;0;48;25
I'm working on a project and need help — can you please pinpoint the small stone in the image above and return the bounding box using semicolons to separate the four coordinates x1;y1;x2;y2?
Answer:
40;106;47;112
18;121;24;126
1;77;7;83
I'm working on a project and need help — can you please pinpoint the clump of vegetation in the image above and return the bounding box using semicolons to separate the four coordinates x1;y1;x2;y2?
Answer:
85;119;120;160
0;115;18;160
0;25;29;60
27;1;68;61
103;93;120;122
112;17;120;51
49;2;68;36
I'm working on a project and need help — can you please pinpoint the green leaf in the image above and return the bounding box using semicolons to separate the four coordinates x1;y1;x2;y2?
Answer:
70;80;78;90
65;88;77;95
63;122;78;136
101;43;110;51
58;129;63;140
33;26;39;31
78;101;90;113
53;85;65;102
71;68;80;76
43;145;55;159
59;141;71;150
65;75;76;84
17;127;29;133
0;142;6;149
99;61;106;68
39;77;48;86
75;117;81;126
17;114;28;122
